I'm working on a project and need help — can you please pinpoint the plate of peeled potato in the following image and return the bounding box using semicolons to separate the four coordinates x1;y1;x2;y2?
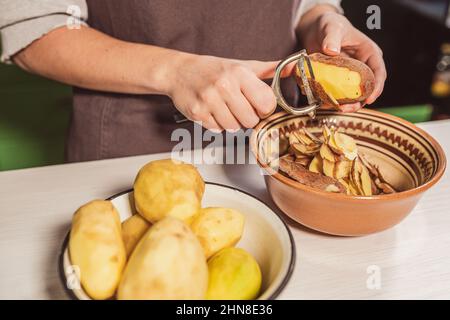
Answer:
59;159;295;300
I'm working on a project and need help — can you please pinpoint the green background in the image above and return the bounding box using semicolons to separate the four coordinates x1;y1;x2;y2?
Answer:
0;61;72;171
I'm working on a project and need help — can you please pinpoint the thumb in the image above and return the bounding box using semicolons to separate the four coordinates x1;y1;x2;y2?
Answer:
245;60;295;80
322;28;343;56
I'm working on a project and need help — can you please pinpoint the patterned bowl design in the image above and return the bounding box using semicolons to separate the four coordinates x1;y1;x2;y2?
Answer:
251;109;446;236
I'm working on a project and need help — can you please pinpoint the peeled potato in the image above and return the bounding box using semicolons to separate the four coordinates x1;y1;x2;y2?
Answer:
191;207;245;258
121;214;151;257
134;159;205;224
206;247;262;300
295;53;375;107
69;200;126;300
117;217;208;300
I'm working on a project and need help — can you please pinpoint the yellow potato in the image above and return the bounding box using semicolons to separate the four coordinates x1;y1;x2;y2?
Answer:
117;217;208;300
134;159;205;224
296;53;375;106
191;207;245;258
69;200;126;300
121;214;151;257
206;247;262;300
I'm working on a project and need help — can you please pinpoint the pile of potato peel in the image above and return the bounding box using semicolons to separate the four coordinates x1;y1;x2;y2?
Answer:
277;126;396;196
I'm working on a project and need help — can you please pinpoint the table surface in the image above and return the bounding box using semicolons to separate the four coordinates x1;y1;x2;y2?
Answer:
1;119;449;300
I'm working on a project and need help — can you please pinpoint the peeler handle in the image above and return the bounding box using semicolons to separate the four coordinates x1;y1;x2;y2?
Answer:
271;50;320;116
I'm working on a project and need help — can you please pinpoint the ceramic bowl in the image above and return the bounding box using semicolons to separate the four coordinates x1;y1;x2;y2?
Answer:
250;109;446;236
59;182;295;300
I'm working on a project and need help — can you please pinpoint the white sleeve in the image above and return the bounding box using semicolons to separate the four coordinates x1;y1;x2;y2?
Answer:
0;0;88;64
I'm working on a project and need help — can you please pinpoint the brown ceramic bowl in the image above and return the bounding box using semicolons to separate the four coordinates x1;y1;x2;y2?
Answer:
251;109;446;236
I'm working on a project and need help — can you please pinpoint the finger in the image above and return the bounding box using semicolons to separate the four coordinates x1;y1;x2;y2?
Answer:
337;102;362;113
245;60;294;79
224;91;260;128
205;91;241;132
213;104;241;132
364;52;387;105
240;75;277;118
199;88;240;132
202;115;223;133
321;25;344;56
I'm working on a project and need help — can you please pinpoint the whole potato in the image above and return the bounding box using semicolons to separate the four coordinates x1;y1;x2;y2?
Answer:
117;217;208;300
206;247;262;300
121;214;151;257
191;207;245;258
134;159;205;224
69;200;126;300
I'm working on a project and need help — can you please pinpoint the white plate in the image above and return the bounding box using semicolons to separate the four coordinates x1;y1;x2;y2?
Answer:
59;182;295;300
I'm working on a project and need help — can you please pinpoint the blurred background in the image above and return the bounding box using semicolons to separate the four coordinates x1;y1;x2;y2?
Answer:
0;0;449;171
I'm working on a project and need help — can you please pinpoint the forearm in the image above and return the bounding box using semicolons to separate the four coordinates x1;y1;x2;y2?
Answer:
13;26;183;95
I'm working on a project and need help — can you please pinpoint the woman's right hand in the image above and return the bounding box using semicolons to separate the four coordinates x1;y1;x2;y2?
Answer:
165;53;286;132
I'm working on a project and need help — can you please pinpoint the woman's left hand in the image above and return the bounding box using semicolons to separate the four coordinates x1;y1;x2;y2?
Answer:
298;6;387;112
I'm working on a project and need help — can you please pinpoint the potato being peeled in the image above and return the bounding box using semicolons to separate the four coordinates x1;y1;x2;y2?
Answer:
69;200;126;300
191;207;245;258
134;159;205;224
121;214;151;257
295;53;375;107
117;217;208;300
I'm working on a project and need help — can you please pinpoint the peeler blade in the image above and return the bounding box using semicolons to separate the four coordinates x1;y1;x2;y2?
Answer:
297;51;318;108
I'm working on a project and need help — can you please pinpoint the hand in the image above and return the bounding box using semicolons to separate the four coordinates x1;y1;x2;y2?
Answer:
166;53;284;132
299;8;387;112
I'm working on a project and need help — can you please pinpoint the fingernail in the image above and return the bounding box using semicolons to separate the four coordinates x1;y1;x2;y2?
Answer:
324;45;340;54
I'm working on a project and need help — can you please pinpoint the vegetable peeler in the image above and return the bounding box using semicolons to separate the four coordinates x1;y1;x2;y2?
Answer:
271;49;321;118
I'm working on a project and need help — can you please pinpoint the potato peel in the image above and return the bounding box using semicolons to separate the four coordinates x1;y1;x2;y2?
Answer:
279;155;346;193
279;126;396;196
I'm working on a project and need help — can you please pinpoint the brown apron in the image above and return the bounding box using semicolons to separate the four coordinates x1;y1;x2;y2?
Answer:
67;0;301;162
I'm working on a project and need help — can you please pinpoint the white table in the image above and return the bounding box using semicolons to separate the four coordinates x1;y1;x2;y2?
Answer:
0;120;449;300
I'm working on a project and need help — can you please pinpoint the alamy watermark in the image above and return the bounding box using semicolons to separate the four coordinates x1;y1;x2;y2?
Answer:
366;265;381;290
170;123;261;165
66;264;81;290
66;5;82;29
366;5;381;30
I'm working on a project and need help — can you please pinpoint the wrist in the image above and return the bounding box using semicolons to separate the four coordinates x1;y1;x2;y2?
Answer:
140;46;192;96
